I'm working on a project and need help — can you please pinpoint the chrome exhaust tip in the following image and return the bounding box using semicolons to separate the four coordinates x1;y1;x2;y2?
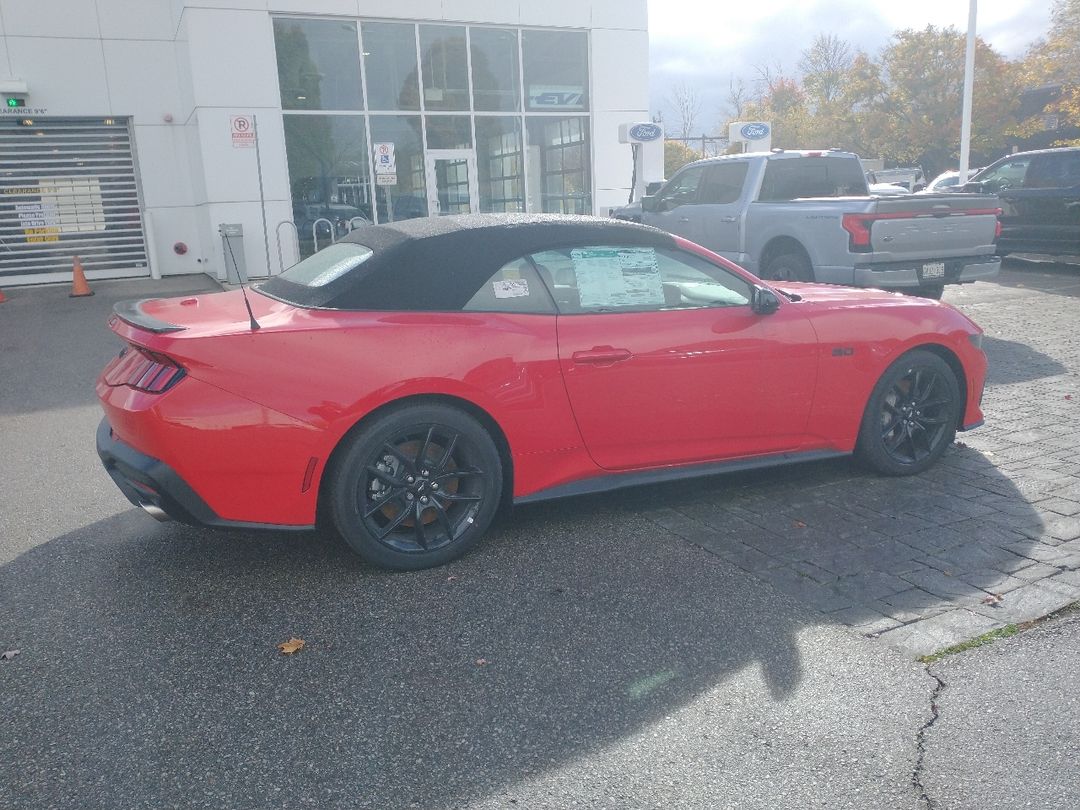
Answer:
139;502;171;522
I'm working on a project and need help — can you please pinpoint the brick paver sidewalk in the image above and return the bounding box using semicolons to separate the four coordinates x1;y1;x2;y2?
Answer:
643;264;1080;656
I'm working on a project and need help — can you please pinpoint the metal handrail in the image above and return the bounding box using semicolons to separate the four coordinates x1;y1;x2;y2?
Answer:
312;217;333;253
345;216;369;232
275;220;299;274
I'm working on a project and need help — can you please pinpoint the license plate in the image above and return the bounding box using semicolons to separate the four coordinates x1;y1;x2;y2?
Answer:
922;261;945;279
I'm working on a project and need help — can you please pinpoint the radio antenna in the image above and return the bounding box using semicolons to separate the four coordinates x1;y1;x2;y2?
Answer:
223;231;261;331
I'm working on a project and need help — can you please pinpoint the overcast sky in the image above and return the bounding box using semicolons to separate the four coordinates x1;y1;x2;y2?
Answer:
649;0;1054;131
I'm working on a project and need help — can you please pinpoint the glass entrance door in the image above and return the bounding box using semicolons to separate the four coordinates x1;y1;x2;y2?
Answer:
425;150;478;215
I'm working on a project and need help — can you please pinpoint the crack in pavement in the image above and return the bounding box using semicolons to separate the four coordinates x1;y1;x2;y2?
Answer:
913;666;947;810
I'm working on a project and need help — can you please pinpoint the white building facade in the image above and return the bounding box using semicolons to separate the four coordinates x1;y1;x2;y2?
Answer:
0;0;653;287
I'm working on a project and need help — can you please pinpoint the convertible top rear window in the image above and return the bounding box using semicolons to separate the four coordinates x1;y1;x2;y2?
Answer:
278;243;374;287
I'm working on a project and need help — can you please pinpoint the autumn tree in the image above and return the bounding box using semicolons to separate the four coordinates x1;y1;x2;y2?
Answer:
664;140;703;176
800;34;853;108
742;74;810;149
1014;0;1080;145
873;26;1019;176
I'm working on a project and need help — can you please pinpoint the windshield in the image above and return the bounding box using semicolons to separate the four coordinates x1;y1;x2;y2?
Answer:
277;243;374;287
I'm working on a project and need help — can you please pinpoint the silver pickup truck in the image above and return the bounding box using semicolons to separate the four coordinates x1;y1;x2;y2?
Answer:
622;150;1001;298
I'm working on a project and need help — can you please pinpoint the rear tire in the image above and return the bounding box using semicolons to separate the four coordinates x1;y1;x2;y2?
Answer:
328;404;503;570
762;251;813;282
855;350;961;476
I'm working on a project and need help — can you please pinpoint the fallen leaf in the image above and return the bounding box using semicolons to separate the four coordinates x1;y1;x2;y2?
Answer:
792;520;807;529
447;575;459;582
278;638;306;655
982;593;1004;607
1066;395;1073;401
475;658;489;666
1;649;19;661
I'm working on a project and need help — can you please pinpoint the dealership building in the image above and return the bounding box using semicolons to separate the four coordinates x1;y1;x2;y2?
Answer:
0;0;655;287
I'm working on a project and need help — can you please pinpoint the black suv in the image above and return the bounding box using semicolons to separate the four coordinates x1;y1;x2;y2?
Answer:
962;147;1080;257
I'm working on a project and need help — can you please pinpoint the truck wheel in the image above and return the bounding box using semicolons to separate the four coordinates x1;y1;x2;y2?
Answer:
763;252;813;282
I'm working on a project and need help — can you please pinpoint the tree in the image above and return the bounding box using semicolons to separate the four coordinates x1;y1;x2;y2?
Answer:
723;76;750;124
799;34;853;108
742;73;810;149
1015;0;1080;145
873;26;1019;176
664;140;702;177
668;81;703;140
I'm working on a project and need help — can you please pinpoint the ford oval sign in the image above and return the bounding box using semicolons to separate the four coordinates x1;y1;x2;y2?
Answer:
628;123;663;142
740;123;771;140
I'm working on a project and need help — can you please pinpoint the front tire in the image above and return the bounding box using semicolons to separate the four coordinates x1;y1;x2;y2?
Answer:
328;404;503;570
855;350;961;476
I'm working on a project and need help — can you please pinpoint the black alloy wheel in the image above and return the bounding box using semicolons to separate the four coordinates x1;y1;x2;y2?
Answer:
329;404;502;570
856;350;961;476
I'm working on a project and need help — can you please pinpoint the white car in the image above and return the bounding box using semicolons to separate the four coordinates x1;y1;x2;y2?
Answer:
918;169;982;194
868;182;912;196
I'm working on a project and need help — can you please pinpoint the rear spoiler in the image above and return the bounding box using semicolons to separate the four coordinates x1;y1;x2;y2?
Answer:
111;299;186;334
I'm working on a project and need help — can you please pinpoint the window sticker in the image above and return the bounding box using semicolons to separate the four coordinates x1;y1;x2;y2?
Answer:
571;248;664;309
492;279;529;298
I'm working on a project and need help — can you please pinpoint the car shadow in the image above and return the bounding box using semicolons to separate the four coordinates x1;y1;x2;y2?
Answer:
980;336;1066;386
997;258;1080;299
1;441;1044;808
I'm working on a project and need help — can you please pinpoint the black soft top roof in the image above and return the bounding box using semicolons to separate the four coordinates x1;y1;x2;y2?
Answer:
258;214;677;311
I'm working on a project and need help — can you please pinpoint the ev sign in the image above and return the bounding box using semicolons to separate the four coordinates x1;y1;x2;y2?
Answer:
728;121;772;152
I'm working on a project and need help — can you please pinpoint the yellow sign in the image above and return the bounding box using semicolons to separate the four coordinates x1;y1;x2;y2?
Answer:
25;226;60;243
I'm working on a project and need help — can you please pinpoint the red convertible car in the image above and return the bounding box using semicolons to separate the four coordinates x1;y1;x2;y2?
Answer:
97;214;987;569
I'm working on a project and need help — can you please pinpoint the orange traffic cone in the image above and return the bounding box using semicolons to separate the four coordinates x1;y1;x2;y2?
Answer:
70;256;94;297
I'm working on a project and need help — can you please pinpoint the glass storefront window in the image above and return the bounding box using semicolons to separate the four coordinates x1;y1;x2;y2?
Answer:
419;25;470;111
363;22;420;111
370;116;428;222
282;116;372;257
522;30;588;112
426;116;472;149
526;117;591;214
476;117;524;213
470;28;519;112
274;19;363;111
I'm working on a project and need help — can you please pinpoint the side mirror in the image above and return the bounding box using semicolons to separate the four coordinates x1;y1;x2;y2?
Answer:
751;286;780;315
641;195;659;213
645;181;665;196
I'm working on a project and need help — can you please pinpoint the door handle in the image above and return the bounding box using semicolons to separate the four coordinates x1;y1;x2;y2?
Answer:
572;347;632;365
718;216;737;223
678;217;691;222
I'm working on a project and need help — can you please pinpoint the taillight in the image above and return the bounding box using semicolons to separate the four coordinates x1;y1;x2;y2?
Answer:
994;208;1003;240
841;214;872;252
109;345;185;393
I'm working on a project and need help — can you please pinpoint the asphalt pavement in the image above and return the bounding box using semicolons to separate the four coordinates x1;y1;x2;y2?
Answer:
0;263;1078;809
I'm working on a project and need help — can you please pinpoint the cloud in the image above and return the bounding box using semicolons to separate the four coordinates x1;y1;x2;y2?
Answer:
648;0;1052;132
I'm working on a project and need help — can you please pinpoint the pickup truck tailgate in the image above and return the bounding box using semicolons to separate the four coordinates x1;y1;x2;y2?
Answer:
864;194;1000;261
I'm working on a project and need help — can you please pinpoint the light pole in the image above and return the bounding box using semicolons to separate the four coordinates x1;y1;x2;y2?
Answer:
958;0;977;180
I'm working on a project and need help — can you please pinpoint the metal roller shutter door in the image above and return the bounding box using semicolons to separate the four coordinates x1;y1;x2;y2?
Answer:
0;117;149;286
